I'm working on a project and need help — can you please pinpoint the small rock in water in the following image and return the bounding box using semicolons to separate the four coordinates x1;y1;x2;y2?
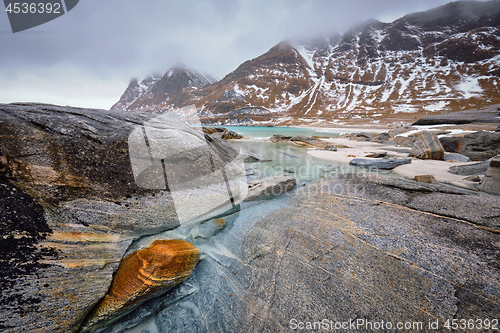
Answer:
414;175;437;184
195;218;226;239
80;239;200;332
411;131;444;160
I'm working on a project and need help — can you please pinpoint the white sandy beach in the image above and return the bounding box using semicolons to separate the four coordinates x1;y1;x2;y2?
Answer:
307;137;476;188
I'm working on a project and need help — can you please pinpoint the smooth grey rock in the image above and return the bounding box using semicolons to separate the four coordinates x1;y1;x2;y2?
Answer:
113;174;500;332
448;159;492;176
440;131;500;161
444;153;470;162
479;155;500;195
244;176;296;201
411;131;445;160
349;158;412;169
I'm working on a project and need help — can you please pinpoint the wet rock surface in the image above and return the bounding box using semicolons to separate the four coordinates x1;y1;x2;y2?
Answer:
112;174;500;332
245;175;296;201
80;239;200;332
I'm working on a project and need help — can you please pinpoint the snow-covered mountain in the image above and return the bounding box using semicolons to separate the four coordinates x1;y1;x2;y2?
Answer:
110;67;217;112
112;0;500;126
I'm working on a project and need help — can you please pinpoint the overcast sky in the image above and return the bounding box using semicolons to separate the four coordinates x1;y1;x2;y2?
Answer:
0;0;477;109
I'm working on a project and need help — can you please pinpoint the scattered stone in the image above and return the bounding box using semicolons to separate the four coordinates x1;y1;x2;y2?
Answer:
245;176;296;201
202;127;243;140
444;153;470;163
269;134;328;149
323;145;338;152
347;154;356;157
269;134;291;143
364;152;387;158
414;175;437;184
410;131;444;160
349;158;412;170
479;155;500;195
370;132;392;143
448;159;491;176
80;240;200;332
336;144;351;148
464;175;482;182
439;131;500;161
311;135;330;139
388;126;410;136
221;130;243;139
496;125;500;132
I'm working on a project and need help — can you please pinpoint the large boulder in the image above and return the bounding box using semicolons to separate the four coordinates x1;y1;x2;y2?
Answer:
0;103;246;332
479;155;500;195
439;131;500;161
410;131;444;160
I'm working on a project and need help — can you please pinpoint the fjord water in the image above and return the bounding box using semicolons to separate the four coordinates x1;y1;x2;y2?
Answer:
104;126;380;333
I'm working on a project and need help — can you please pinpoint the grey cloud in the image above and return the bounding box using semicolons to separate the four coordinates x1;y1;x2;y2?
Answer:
0;0;482;108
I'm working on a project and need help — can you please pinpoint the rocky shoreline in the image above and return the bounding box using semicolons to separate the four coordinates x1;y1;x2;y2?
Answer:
1;103;499;332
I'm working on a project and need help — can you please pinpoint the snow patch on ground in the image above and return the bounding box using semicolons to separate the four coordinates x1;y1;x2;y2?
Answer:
456;76;483;98
424;101;448;112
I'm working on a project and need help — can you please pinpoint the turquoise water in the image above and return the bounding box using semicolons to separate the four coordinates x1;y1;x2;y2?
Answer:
214;125;343;139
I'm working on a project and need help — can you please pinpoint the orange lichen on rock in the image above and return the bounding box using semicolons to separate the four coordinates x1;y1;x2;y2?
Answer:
80;239;200;332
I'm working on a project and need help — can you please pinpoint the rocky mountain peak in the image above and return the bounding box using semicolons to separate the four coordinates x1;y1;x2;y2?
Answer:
111;0;500;126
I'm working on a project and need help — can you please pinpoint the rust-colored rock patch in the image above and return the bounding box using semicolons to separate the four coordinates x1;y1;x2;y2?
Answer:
80;239;200;332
